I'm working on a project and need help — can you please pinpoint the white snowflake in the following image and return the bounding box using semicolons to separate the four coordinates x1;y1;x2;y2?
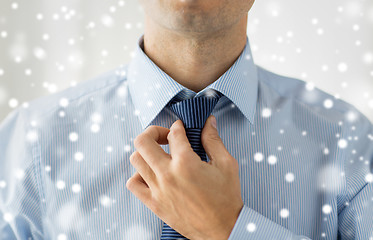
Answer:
0;181;6;188
322;204;332;214
74;152;84;161
280;208;289;218
246;222;256;232
101;14;114;27
106;146;113;153
285;172;295;182
8;98;18;108
254;152;264;162
59;98;69;108
69;132;79;142
15;168;25;180
91;112;103;123
261;108;272;118
91;123;100;133
337;62;348;72
100;195;112;207
3;212;13;222
45;165;51;172
267;155;277;165
323;99;334;109
124;144;131;152
56;180;66;190
365;173;373;183
338;139;348;149
71;183;81;193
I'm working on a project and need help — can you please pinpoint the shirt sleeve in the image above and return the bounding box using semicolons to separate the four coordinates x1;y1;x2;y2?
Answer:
227;205;311;240
0;108;44;240
337;111;373;239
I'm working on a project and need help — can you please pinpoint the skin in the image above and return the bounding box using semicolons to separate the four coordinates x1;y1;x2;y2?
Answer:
127;1;256;239
137;0;255;93
127;117;244;239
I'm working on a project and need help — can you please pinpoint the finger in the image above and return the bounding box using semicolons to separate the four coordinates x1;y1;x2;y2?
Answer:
201;115;233;167
145;125;170;145
130;151;157;189
126;171;152;205
134;125;171;175
168;119;199;161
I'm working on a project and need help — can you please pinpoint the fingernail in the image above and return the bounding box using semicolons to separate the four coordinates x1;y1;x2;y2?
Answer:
211;115;217;129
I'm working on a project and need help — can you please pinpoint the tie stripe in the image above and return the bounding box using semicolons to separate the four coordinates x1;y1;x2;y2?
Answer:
160;89;223;240
185;128;206;161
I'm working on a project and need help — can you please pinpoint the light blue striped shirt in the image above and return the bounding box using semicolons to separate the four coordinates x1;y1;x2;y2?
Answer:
1;34;373;240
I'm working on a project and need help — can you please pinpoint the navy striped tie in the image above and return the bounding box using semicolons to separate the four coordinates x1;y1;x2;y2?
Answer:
160;89;223;240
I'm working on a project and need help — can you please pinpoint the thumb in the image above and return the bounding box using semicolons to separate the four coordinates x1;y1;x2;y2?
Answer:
201;115;232;167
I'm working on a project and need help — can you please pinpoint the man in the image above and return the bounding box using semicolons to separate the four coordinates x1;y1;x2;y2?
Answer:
0;0;372;239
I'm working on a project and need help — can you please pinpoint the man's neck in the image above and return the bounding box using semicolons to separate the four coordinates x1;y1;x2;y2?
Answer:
142;14;248;93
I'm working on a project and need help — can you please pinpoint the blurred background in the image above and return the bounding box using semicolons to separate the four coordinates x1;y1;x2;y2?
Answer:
0;0;372;122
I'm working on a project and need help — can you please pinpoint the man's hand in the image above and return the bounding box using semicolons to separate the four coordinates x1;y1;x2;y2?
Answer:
126;115;244;240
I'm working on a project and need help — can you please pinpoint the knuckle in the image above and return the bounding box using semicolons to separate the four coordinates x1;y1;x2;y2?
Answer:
145;125;157;134
129;151;140;165
173;160;183;173
126;177;134;190
168;125;183;139
210;133;221;142
176;153;189;166
134;134;147;148
166;130;173;141
201;132;220;143
177;147;192;159
173;157;194;178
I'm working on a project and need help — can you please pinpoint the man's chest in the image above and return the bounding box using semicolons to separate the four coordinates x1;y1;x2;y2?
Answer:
39;108;342;239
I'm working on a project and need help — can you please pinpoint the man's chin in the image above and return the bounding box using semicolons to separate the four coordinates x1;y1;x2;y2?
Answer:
170;0;215;12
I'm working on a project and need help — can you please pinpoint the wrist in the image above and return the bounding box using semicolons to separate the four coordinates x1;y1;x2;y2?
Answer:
208;203;244;240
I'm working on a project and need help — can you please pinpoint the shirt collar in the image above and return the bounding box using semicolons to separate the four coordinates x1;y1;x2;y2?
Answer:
127;34;258;130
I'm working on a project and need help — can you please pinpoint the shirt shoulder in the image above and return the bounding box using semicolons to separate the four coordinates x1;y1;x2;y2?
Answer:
256;65;372;126
23;65;129;120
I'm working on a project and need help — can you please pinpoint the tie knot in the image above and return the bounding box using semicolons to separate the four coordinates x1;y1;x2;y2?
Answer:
167;89;223;129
